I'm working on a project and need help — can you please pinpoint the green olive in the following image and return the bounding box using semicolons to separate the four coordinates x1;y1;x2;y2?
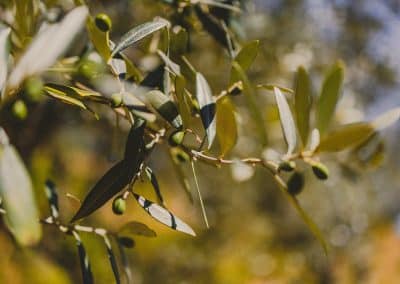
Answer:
112;196;126;215
111;93;122;108
12;100;28;120
169;131;185;146
95;13;112;32
25;77;44;101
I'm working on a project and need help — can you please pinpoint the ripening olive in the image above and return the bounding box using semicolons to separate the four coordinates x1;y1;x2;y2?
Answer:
311;162;329;180
111;93;122;107
112;196;126;215
287;172;305;196
95;13;112;32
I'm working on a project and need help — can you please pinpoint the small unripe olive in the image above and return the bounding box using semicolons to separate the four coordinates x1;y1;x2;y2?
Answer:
95;13;112;32
311;162;329;180
12;100;28;120
169;131;185;146
111;93;122;107
171;147;190;163
278;160;296;172
287;172;304;196
25;77;44;101
112;196;126;215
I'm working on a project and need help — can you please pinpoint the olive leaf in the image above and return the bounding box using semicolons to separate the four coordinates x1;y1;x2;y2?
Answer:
216;96;237;156
232;62;267;145
0;28;10;94
87;16;111;61
274;87;297;155
316;61;344;134
103;235;120;284
174;75;191;128
44;180;59;219
232;40;259;81
8;6;88;89
44;84;88;110
157;50;181;76
257;84;294;94
371;107;400;130
72;232;94;284
317;122;374;152
169;148;194;203
294;66;312;146
133;193;196;236
170;26;188;55
0;128;42;246
145;167;164;206
196;72;217;149
141;90;183;129
116;241;133;283
118;221;157;238
71;121;146;222
111;18;170;57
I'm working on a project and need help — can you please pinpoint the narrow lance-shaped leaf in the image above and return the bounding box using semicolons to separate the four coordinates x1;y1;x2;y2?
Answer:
103;235;120;284
71;122;146;222
294;66;312;146
116;242;133;284
196;72;216;149
118;221;157;238
133;193;196;236
140;90;183;129
169;148;194;203
111;18;169;57
87;16;111;61
216;96;237;156
0;28;10;94
8;6;88;89
316;61;344;134
191;161;209;228
145;167;164;206
232;62;267;145
317;122;374;152
231;40;259;83
0;128;42;246
274;87;297;155
44;180;59;219
371;107;400;130
174;75;191;128
44;84;88;110
72;231;94;284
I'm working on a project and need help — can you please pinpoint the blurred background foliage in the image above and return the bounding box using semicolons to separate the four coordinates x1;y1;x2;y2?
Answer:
1;0;400;283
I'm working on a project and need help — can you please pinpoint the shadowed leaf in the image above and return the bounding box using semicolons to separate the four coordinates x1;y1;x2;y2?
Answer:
73;232;94;284
174;75;191;128
103;235;120;284
133;193;196;236
119;221;157;238
316;61;344;134
145;167;164;205
0;28;10;94
44;180;59;219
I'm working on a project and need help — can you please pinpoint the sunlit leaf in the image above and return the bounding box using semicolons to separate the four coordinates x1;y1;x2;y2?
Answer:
216;96;237;156
157;50;181;76
72;232;94;284
232;62;267;145
133;193;196;236
111;18;169;57
44;85;88;110
8;6;88;89
371;107;400;130
145;167;164;205
308;128;320;152
256;84;294;94
317;122;374;152
196;72;216;149
316;61;344;134
119;221;157;238
87;16;111;61
274;87;297;154
0;128;42;246
0;28;10;94
294;66;312;146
